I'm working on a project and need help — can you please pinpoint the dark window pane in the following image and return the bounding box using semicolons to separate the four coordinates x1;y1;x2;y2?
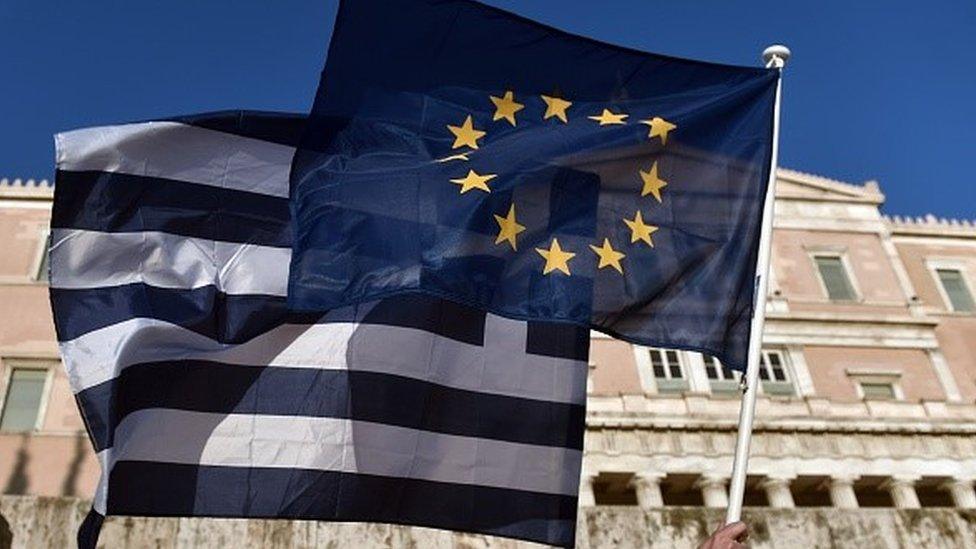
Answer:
0;369;46;431
669;364;683;379
665;351;679;364
36;236;50;282
759;367;770;381
815;256;857;301
773;367;786;382
653;364;666;378
705;366;718;379
861;382;896;399
937;269;975;312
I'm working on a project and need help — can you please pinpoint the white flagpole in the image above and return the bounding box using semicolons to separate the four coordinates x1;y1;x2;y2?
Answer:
724;44;790;525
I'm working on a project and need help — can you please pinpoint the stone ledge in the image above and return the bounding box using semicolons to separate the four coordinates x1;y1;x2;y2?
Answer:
586;394;976;433
2;496;975;548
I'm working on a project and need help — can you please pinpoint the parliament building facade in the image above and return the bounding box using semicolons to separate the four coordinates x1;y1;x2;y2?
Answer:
2;169;976;547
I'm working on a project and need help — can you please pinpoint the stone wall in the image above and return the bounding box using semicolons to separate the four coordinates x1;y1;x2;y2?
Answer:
2;496;976;548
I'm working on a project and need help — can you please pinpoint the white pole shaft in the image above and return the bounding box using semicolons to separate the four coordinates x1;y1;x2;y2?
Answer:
724;51;786;525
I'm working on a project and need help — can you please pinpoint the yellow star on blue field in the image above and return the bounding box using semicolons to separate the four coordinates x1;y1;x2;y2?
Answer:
587;109;628;126
450;170;496;194
490;90;525;126
541;95;572;123
623;210;659;247
589;238;626;273
493;204;525;251
639;117;677;145
447;115;486;149
536;238;576;275
639;161;668;202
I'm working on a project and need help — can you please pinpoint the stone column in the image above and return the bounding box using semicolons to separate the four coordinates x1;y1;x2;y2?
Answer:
578;474;597;507
941;478;976;509
760;476;796;509
631;473;665;508
883;476;921;509
696;475;729;508
827;475;859;509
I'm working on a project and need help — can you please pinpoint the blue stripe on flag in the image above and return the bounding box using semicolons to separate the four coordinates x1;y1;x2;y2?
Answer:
77;360;584;452
51;286;498;347
52;170;291;247
107;461;578;547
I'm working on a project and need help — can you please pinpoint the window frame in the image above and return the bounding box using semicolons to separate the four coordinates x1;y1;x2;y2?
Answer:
0;359;56;432
701;354;741;395
847;368;904;401
926;260;975;314
634;347;690;394
648;348;688;394
758;349;795;396
810;252;861;302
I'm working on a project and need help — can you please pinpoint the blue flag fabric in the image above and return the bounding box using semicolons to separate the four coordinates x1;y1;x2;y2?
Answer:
288;0;779;370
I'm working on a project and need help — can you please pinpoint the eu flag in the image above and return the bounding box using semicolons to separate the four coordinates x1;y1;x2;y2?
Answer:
288;0;779;370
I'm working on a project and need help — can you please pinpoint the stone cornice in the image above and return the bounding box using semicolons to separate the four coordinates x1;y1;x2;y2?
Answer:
764;310;937;327
762;311;939;349
0;177;54;201
586;394;976;435
776;168;885;205
586;413;976;435
885;214;976;240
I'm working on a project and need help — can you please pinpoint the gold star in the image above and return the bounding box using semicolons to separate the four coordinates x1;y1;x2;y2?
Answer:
639;117;677;145
447;115;486;149
535;238;576;275
449;170;496;194
623;210;659;247
541;95;572;123
589;238;626;273
490;91;525;126
639;161;668;202
587;109;628;126
493;204;526;251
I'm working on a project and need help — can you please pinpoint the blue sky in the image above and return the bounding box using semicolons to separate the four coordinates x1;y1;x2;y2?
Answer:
1;1;973;218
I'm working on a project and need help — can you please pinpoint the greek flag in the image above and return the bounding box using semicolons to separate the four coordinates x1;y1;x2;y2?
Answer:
50;112;589;548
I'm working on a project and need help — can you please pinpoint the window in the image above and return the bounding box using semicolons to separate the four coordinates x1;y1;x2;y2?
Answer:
759;350;794;396
860;381;896;400
649;348;687;393
847;369;903;401
0;368;48;431
703;355;741;394
814;255;857;301
936;269;975;313
31;229;51;282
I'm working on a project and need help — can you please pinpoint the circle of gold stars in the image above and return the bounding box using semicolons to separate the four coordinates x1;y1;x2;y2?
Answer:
441;90;677;276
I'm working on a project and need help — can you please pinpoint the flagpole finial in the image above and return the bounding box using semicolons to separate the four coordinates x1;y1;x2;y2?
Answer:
762;45;791;68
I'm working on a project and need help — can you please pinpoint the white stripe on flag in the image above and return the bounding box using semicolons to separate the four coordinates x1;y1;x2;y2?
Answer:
60;316;587;405
49;229;289;295
55;122;293;198
106;409;583;496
